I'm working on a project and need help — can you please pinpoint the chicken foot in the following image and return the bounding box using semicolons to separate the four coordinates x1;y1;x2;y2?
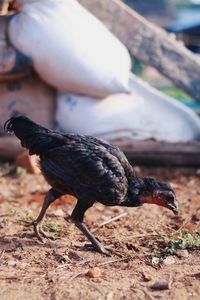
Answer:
24;189;61;242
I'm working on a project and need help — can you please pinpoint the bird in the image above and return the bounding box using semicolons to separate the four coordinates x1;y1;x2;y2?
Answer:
4;115;179;255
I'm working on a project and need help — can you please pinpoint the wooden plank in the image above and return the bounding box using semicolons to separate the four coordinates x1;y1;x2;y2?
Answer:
80;0;200;102
1;136;200;166
111;139;200;166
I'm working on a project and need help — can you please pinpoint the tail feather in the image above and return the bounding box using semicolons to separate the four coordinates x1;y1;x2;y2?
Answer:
4;115;65;155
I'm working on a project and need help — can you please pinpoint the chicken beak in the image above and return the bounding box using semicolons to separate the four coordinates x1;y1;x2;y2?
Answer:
167;200;179;215
172;206;179;215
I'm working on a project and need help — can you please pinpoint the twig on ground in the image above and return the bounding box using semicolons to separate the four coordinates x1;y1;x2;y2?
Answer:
97;257;130;267
185;272;200;277
92;212;128;233
175;217;193;232
0;249;5;260
126;233;158;239
68;271;86;281
77;258;93;265
143;288;155;300
0;276;23;281
0;214;11;218
168;273;173;289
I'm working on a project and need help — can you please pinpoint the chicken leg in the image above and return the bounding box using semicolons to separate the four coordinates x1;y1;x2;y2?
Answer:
70;200;110;256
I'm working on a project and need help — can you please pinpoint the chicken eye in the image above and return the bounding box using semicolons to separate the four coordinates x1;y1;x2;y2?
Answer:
166;194;174;202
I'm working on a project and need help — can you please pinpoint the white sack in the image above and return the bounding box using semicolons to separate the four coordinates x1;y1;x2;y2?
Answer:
8;0;131;98
56;74;200;142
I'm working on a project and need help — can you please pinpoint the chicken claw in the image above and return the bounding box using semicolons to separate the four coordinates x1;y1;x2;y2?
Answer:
23;220;53;242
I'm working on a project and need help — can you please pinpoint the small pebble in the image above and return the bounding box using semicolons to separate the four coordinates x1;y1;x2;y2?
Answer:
163;256;175;265
150;280;170;290
176;249;189;258
106;291;114;300
68;251;81;260
7;260;17;267
142;270;153;282
152;257;160;265
15;151;41;174
86;267;102;278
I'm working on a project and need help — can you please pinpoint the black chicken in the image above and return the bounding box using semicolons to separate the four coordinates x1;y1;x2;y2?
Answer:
4;115;178;255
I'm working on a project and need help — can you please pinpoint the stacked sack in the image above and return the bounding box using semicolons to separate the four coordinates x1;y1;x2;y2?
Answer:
0;14;55;134
9;0;131;97
8;0;200;142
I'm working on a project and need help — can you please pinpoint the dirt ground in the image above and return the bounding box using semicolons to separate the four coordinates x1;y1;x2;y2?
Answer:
0;166;200;300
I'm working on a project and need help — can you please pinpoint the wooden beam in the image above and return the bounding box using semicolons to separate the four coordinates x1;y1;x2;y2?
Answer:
80;0;200;102
112;139;200;166
1;136;200;166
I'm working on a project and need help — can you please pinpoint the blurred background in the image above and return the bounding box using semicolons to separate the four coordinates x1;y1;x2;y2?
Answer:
1;0;200;112
124;0;200;113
